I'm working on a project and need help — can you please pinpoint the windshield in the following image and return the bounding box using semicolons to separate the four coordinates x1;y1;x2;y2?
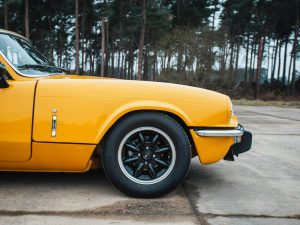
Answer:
0;33;63;76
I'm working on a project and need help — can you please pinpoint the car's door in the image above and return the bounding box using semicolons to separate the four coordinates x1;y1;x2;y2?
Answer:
0;78;36;162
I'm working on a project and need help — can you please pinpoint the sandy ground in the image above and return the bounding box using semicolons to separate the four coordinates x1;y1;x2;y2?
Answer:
0;105;299;225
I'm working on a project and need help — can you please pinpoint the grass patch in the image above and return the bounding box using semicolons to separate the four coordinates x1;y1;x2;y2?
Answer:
232;99;300;108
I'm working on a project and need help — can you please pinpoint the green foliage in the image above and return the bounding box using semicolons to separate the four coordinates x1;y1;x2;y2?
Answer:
0;0;299;97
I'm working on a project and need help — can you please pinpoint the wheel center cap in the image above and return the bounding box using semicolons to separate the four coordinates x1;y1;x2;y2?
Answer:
142;150;152;160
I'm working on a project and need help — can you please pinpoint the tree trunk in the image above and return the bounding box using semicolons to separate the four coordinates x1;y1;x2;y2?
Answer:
101;17;106;77
212;2;218;31
248;40;254;85
143;45;148;80
177;45;184;77
126;51;130;79
111;47;115;77
81;0;86;72
143;25;149;80
219;45;226;80
167;52;171;69
127;51;131;79
104;18;109;76
255;36;265;99
161;53;166;71
85;45;88;72
90;45;93;75
224;42;229;70
137;0;147;80
282;36;288;84
65;45;69;69
127;52;130;79
277;40;282;80
176;0;182;20
291;28;298;96
24;0;29;39
234;42;240;80
183;48;188;74
229;42;234;80
287;54;293;95
117;50;121;78
4;0;8;29
153;49;158;81
271;39;278;85
75;0;80;74
47;16;54;63
119;0;124;78
130;49;134;79
120;52;123;79
196;57;200;77
271;40;279;85
56;38;60;66
266;39;270;81
251;44;258;84
244;33;250;83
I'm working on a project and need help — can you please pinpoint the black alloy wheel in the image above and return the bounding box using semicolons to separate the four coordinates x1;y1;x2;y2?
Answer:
102;112;191;198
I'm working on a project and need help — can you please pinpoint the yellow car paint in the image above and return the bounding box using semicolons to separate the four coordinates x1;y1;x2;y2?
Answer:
0;142;95;172
33;78;232;145
0;29;240;172
0;80;36;162
190;131;235;164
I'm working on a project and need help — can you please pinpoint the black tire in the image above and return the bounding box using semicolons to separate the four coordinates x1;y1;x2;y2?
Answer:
102;112;191;198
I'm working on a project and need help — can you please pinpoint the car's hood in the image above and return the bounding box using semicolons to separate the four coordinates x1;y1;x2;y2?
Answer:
37;75;229;107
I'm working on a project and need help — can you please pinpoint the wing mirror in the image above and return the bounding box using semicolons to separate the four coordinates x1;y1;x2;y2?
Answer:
0;63;9;88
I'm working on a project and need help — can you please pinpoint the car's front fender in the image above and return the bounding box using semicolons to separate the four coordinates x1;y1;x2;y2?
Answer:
33;78;234;145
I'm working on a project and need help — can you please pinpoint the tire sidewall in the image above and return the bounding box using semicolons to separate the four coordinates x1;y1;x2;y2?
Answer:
102;112;191;197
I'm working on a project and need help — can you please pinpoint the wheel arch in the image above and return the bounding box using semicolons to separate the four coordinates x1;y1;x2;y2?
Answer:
95;102;196;155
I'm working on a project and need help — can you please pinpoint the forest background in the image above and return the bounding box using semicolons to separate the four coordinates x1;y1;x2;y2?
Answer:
0;0;299;100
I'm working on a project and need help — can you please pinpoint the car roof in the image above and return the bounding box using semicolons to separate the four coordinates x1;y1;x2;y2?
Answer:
0;29;29;41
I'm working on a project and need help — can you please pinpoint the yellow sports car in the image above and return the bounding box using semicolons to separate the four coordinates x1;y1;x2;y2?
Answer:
0;29;252;197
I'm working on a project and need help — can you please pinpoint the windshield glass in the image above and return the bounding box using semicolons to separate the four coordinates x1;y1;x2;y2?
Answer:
0;33;63;76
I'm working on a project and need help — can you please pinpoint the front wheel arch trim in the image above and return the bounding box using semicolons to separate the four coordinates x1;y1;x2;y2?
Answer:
98;110;196;156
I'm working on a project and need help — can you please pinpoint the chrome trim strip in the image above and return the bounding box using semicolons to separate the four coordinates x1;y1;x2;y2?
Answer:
195;128;244;137
51;115;57;137
0;29;29;41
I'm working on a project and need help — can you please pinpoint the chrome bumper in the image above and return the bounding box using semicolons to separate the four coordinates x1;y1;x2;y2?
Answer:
195;125;244;137
195;125;252;161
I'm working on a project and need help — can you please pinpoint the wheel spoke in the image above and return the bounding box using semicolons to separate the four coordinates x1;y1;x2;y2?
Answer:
153;158;169;168
155;146;170;154
120;127;175;182
134;163;144;177
123;156;139;165
151;134;159;146
125;143;140;152
148;164;156;179
138;132;145;146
